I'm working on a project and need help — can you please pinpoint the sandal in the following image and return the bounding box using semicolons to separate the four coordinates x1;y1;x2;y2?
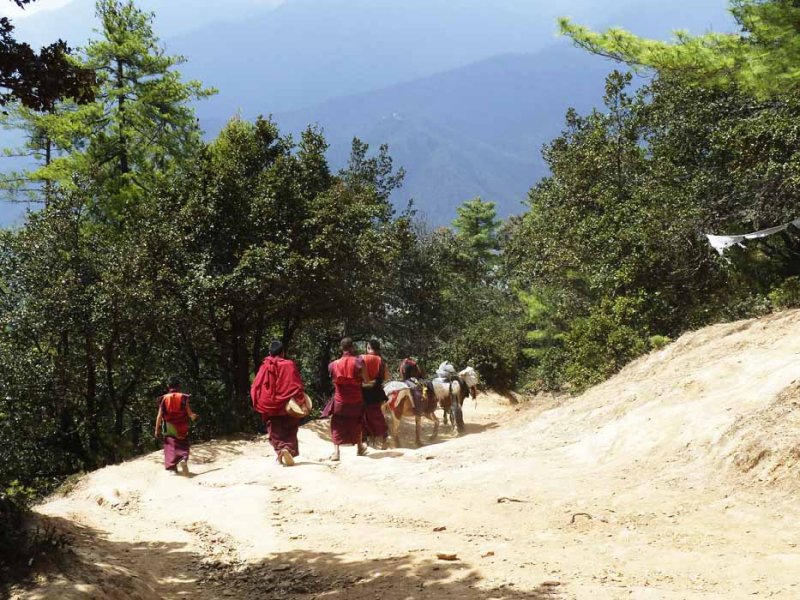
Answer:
279;448;295;467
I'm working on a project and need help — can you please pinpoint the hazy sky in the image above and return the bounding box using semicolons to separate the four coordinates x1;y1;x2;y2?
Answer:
3;0;289;41
5;0;735;49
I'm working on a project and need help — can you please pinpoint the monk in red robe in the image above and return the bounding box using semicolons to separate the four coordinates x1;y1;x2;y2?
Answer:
361;339;389;449
326;337;368;461
155;376;199;475
251;340;308;467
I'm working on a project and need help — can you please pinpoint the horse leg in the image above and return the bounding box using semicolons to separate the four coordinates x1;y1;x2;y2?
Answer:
451;388;465;435
429;412;439;440
415;414;422;447
384;405;400;448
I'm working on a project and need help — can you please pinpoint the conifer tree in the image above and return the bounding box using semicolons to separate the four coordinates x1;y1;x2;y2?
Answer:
2;0;214;212
559;0;800;99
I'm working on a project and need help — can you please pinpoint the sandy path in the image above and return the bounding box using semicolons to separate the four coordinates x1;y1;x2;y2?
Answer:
15;311;800;599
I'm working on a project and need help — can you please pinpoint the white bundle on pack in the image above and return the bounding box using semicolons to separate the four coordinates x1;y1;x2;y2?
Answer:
436;361;457;379
383;381;409;395
458;367;479;388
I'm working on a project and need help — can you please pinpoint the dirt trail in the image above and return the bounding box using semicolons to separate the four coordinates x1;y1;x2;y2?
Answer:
15;310;800;599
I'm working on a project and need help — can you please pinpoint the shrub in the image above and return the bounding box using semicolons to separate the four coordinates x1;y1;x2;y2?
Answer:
648;335;672;351
769;276;800;310
562;297;650;391
1;483;70;591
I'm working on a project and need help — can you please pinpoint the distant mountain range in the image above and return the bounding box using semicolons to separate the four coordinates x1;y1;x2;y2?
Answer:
273;46;614;220
1;0;734;226
165;0;733;223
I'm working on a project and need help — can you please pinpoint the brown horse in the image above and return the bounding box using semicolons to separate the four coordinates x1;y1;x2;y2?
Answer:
382;384;439;447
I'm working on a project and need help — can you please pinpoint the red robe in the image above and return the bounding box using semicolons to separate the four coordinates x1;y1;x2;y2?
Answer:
328;352;364;445
251;356;305;416
160;392;191;469
251;356;306;457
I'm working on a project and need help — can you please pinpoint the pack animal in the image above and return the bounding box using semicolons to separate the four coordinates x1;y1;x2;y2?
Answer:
382;381;439;447
432;363;479;433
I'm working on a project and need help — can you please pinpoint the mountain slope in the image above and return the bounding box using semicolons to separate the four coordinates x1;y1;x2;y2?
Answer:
274;46;615;220
20;309;800;599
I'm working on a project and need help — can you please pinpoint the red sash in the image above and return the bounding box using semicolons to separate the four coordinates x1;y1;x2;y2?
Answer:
331;355;363;405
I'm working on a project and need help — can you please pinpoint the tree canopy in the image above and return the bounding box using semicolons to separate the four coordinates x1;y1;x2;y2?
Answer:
0;0;94;111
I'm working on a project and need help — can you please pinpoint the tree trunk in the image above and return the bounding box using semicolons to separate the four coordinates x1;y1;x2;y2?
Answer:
85;335;100;466
116;59;129;174
215;327;234;432
314;336;335;398
230;313;250;429
281;315;301;348
44;136;53;205
252;318;265;374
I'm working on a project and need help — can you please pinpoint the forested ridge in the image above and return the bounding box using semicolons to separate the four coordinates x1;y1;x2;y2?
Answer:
2;0;800;585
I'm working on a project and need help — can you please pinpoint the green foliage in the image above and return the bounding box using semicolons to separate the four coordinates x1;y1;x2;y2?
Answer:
452;197;501;279
2;0;214;209
559;1;800;99
648;335;672;351
561;296;649;390
0;1;94;112
769;276;800;309
430;285;525;390
507;70;800;389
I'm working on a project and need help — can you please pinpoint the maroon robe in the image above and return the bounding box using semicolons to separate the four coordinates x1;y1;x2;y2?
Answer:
251;356;306;457
363;403;388;439
328;352;364;445
163;436;190;469
160;392;191;470
263;415;300;457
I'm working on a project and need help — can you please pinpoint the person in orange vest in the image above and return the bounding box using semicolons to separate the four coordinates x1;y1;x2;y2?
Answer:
154;376;199;475
324;337;369;461
361;339;390;449
250;340;309;467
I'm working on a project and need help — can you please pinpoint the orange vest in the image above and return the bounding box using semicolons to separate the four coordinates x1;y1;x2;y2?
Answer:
362;354;384;380
161;392;189;438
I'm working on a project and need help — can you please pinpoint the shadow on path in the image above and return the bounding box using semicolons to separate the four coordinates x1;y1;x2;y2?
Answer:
11;516;568;600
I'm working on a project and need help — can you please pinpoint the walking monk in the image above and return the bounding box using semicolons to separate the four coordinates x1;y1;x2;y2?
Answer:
251;341;308;467
361;339;389;449
325;337;368;461
154;376;199;475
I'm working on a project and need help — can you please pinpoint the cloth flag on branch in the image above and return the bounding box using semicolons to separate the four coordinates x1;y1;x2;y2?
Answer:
705;218;800;256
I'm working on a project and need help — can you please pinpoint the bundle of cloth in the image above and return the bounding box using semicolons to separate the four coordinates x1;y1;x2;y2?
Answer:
458;366;479;388
383;379;436;417
433;361;475;400
436;361;458;380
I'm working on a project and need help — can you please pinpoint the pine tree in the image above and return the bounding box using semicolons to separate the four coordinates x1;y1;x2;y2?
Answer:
559;0;800;99
452;197;500;282
3;0;214;213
